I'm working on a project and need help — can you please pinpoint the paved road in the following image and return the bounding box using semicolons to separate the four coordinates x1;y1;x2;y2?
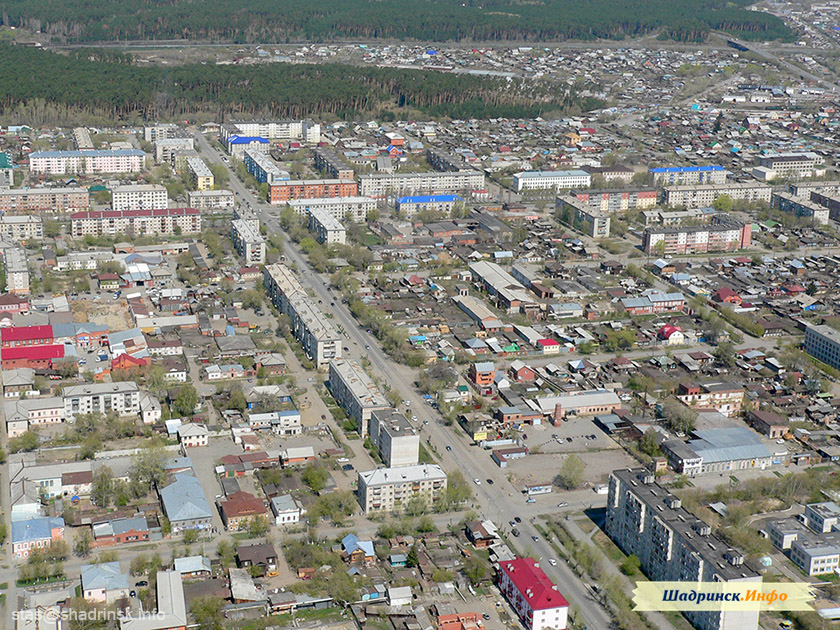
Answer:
191;130;618;630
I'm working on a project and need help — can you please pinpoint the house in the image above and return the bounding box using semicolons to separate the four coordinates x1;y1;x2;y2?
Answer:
712;287;742;305
92;515;150;547
2;367;36;398
465;520;499;548
12;516;65;559
237;543;278;576
498;557;569;630
469;361;495;387
280;446;315;467
219;492;267;531
509;360;536;382
388;586;413;607
159;473;213;534
81;561;130;604
341;533;375;565
658;325;684;345
173;555;212;578
98;273;121;291
177;423;209;448
676;382;744;417
256;353;286;375
746;409;789;439
62;470;93;498
270;494;302;527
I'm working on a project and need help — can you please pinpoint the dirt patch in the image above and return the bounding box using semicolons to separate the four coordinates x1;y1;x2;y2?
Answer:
72;299;133;330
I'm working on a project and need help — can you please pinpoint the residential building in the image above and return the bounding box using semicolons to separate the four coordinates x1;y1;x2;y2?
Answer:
662;182;772;209
573;204;610;238
569;187;657;212
263;264;342;367
1;325;53;348
605;469;760;630
159;473;213;534
357;464;448;514
804;324;840;371
231;219;266;265
0;215;43;241
359;171;485;197
5;397;65;437
513;170;591;192
63;382;141;419
650;165;728;185
220;491;268;531
12;517;65;559
642;217;752;255
29;150;145;175
759;152;823;178
224;119;320;143
237;543;278;576
308;208;346;245
745;410;788;439
120;571;187;630
186;157;214;190
469;260;538;315
369;409;419;467
661;427;773;476
111;184;169;211
155;137;194;165
177;423;209;448
224;135;270;158
173;556;211;578
92;516;150;547
771;192;830;225
0;187;90;213
3;247;30;294
497;557;569;630
620;290;686;315
188;189;235;210
676;382;744;417
313;146;355;179
70;208;201;237
286;196;375;221
2;367;35;398
270;179;358;204
328;359;389;436
767;502;840;575
341;533;375;565
396;194;463;219
270;494;302;527
144;124;179;143
81;562;130;604
243;149;289;184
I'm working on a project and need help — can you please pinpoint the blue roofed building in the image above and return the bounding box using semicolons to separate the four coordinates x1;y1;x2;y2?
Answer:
395;194;463;219
649;165;728;185
81;561;130;603
12;516;65;559
159;473;213;533
341;533;375;565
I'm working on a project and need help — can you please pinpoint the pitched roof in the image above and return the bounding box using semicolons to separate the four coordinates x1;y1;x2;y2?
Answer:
1;325;53;342
220;492;265;519
159;474;212;523
2;345;65;362
81;561;129;592
499;557;569;611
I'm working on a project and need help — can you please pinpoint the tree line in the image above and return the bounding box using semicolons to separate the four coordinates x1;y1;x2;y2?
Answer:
0;0;793;44
0;42;599;125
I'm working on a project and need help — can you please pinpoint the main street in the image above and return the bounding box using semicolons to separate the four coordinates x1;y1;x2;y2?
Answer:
191;130;617;630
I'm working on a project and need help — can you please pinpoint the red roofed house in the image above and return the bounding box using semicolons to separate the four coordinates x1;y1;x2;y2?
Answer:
1;325;53;348
0;294;30;314
712;287;741;305
657;325;684;346
219;491;268;531
784;284;806;295
438;613;481;630
1;344;64;369
537;339;560;355
498;557;569;630
112;353;150;372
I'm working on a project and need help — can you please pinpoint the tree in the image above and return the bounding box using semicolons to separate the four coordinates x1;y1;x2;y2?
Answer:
9;430;39;453
146;365;168;397
191;595;225;630
248;517;269;537
659;397;697;435
713;194;733;213
639;428;661;456
555;455;586;490
173;383;198;417
91;466;113;507
406;544;419;568
130;554;149;576
74;529;92;557
463;555;486;584
652;240;666;258
441;470;472;510
183;529;199;544
713;340;736;368
621;554;641;576
216;540;235;569
131;441;167;491
301;465;329;493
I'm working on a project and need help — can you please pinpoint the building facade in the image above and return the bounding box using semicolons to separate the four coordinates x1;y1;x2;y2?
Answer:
513;170;591;192
308;208;346;245
497;558;569;630
642;218;751;255
650;165;728;186
243;149;290;184
231;219;266;265
328;359;389;436
187;189;235;210
357;464;447;514
285;196;375;221
63;382;141;418
270;179;359;204
0;187;90;213
359;171;485;197
70;208;201;237
804;324;840;371
186;157;214;191
0;216;43;241
111;184;169;212
29;150;145;175
663;182;772;209
369;409;419;467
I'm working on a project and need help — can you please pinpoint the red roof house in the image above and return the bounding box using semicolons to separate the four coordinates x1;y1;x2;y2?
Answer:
1;325;53;348
497;557;569;630
712;287;741;305
1;344;64;369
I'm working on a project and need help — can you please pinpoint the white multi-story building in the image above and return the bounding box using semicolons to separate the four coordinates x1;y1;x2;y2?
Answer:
0;215;43;241
73;127;94;151
650;165;728;186
308;208;346;245
771;192;830;225
29;150;145;175
663;182;772;209
513;170;591;192
70;208;201;238
359;171;485;197
111;184;169;211
3;247;30;294
357;464;447;514
759;152;823;178
767;502;840;576
0;187;90;213
606;469;760;630
327;359;389;436
63;382;141;419
188;190;235;210
155;138;194;165
805;324;840;371
231;219;266;266
369;409;419;468
285;196;375;222
497;557;569;630
144;124;179;143
224;119;320;143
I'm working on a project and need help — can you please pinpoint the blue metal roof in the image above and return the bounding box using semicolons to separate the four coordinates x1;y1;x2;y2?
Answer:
228;135;269;144
649;165;726;173
397;194;462;203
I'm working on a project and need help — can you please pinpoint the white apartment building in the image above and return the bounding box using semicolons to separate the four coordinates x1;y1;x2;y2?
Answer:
188;190;235;210
513;170;591;191
70;208;202;238
805;324;840;371
771;192;830;225
357;464;447;514
308;208;346;245
759;152;823;177
111;184;169;211
73;127;94;150
0;187;90;213
663;182;772;209
286;196;375;222
224;119;320;143
231;219;266;265
327;359;389;436
155;138;194;165
29;150;145;175
186;157;214;191
144;124;179;143
369;409;419;467
3;247;30;294
606;469;760;630
0;215;43;241
63;382;141;418
497;558;569;630
358;171;485;197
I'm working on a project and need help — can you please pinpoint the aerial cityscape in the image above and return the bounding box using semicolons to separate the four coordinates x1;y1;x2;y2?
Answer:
1;2;840;630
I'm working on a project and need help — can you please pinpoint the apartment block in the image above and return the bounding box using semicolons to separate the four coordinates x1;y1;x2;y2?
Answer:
396;194;462;219
155;138;194;165
790;180;840;198
269;179;358;205
0;187;90;213
224;119;320;143
111;184;169;211
497;558;569;630
70;208;201;238
804;324;840;371
188;190;235;210
29;150;145;175
513;170;591;192
263;264;342;368
231;219;266;266
63;382;141;418
73;127;94;150
642;216;751;255
650;165;728;186
357;464;447;514
426;148;467;172
759;152;823;178
767;502;840;575
569;187;658;212
771;191;830;225
285;196;375;222
662;182;772;209
308;208;346;245
606;469;760;630
243;149;289;184
313;146;355;179
359;171;485;197
186;157;214;191
0;215;43;241
3;247;30;294
143;124;179;143
327;359;389;436
369;409;419;468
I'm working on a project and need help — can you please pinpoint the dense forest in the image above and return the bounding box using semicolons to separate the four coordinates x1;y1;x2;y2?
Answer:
0;0;793;44
0;43;601;125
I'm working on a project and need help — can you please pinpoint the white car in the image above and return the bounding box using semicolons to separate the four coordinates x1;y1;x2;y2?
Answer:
474;478;481;485
548;559;557;566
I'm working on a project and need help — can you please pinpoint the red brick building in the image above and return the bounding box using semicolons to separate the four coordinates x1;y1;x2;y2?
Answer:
1;325;53;348
269;179;358;204
1;344;64;369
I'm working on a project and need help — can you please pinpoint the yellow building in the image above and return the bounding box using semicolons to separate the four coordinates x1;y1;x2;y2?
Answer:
187;157;214;191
